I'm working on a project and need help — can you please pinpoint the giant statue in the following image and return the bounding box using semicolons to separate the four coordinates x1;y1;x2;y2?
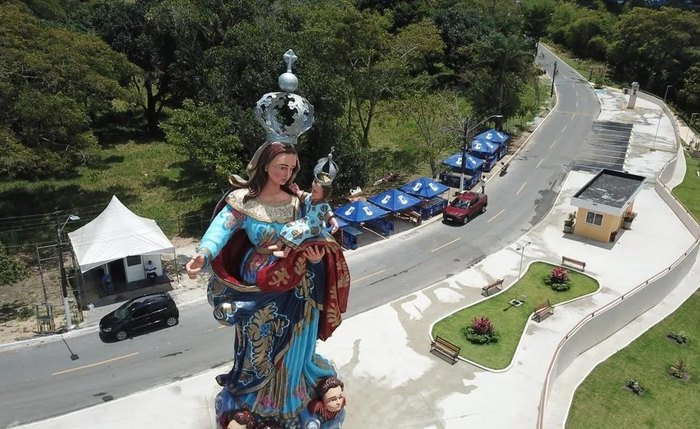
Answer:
186;51;349;429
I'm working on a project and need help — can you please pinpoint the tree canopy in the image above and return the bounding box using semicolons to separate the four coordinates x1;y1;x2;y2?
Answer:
9;0;695;189
0;2;134;178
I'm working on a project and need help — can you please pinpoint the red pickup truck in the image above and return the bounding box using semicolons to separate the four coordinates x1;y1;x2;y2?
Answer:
442;191;488;224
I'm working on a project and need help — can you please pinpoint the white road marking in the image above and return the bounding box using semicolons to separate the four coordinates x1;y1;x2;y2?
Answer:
352;270;386;283
516;182;527;196
53;352;140;376
431;238;461;253
488;209;505;223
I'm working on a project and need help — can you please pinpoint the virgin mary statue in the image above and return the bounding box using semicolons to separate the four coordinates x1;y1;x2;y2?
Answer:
186;51;350;429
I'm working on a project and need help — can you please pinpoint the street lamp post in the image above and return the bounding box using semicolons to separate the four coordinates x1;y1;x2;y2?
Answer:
55;212;80;331
651;85;672;151
686;112;699;145
516;241;532;279
460;114;503;192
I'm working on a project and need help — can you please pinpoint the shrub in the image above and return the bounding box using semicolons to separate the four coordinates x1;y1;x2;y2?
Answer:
669;359;688;379
544;266;571;291
464;316;499;344
0;243;29;286
667;330;689;344
17;306;34;320
626;378;645;395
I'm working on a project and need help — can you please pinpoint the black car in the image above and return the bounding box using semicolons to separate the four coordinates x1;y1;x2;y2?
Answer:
99;292;179;341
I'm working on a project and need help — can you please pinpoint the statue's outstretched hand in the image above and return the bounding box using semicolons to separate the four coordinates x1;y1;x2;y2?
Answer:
186;254;205;279
304;246;325;264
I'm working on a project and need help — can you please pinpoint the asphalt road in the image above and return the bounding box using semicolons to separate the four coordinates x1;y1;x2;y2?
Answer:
0;45;600;428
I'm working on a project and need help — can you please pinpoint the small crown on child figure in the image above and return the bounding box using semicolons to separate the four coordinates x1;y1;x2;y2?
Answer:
254;50;314;145
314;147;338;186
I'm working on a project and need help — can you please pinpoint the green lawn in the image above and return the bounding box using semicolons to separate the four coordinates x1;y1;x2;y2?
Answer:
566;291;700;429
432;262;599;369
672;153;700;221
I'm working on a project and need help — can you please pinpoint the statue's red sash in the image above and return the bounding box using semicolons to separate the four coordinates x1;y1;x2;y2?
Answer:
211;230;350;341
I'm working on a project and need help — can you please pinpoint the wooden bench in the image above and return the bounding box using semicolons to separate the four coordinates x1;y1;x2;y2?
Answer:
533;300;554;322
481;279;504;297
561;256;586;272
395;210;422;226
430;335;460;364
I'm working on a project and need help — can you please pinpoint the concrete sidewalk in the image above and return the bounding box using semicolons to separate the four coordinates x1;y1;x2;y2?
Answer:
13;88;700;429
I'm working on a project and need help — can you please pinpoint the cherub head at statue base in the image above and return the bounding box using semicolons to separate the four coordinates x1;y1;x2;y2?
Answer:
300;376;346;428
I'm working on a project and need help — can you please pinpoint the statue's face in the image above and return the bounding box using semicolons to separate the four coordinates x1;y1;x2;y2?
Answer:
323;386;344;413
267;153;297;187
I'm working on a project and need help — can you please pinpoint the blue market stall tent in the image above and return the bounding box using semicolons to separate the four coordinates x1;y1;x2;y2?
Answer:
399;177;449;219
473;128;510;161
439;153;484;191
469;138;500;172
400;176;449;199
335;200;389;223
368;189;422;213
334;200;392;249
368;188;423;226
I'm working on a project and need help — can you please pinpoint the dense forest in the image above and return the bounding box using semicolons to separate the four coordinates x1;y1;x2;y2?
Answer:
0;0;699;258
2;0;699;185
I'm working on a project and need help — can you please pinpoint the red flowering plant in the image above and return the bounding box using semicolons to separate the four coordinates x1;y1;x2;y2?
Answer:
544;266;571;291
464;316;499;344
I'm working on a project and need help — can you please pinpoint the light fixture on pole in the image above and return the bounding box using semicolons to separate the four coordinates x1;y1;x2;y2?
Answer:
56;213;80;331
686;112;699;145
516;241;532;279
651;85;672;151
460;114;503;192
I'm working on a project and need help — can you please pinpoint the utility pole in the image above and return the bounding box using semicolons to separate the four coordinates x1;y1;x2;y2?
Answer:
460;118;471;193
54;211;80;330
550;61;558;97
459;114;504;192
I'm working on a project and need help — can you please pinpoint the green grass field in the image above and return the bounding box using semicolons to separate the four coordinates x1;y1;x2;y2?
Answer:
672;153;700;221
566;291;700;429
432;262;599;369
0;141;221;244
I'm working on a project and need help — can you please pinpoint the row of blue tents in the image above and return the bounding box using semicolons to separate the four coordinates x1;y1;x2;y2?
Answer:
333;177;449;224
439;128;510;190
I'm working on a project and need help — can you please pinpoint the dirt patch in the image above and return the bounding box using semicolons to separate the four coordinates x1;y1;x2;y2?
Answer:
0;317;48;343
0;263;66;344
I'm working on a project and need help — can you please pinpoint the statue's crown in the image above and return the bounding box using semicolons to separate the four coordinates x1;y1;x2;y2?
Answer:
254;50;314;144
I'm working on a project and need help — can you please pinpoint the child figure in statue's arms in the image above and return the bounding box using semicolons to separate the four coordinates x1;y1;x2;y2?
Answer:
269;172;339;258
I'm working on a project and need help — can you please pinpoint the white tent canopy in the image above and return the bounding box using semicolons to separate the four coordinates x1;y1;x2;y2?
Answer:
68;195;175;273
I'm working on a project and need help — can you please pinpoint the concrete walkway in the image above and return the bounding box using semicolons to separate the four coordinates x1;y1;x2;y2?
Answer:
12;88;700;429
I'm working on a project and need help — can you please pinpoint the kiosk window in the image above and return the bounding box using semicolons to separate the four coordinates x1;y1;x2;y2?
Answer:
126;255;142;266
585;212;603;226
